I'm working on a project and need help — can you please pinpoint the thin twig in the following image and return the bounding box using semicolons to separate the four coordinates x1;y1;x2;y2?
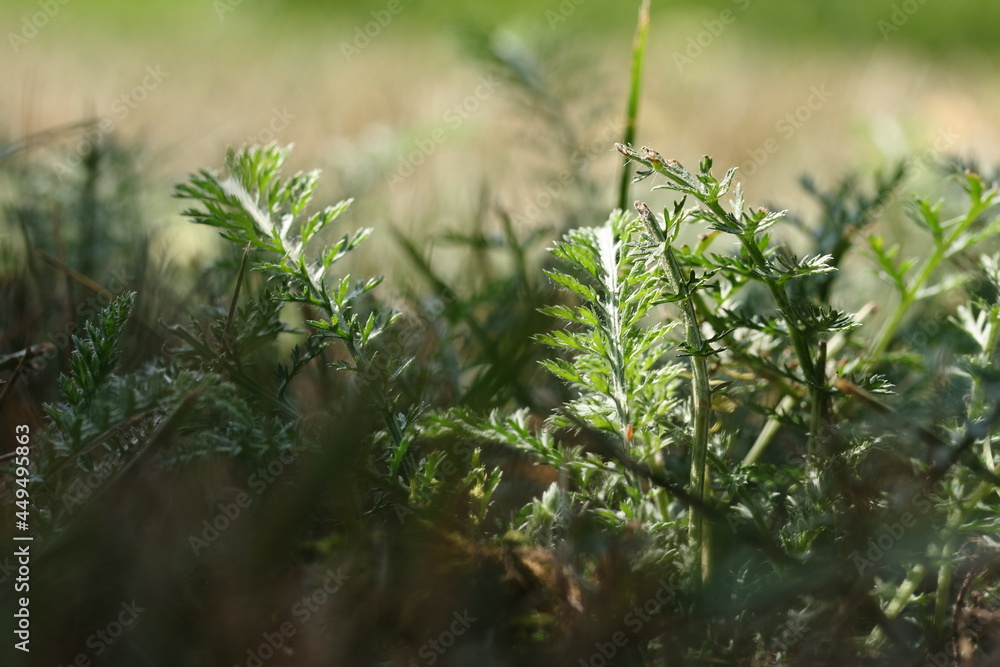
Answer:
220;241;252;356
34;248;113;300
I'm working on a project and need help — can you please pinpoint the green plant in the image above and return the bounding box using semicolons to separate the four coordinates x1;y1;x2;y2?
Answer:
5;21;1000;663
422;140;1000;664
29;292;215;529
174;144;507;533
633;200;714;585
866;170;1000;363
173;143;391;407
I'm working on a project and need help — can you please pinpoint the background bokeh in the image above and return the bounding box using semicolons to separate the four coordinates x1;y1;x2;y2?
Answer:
4;0;1000;278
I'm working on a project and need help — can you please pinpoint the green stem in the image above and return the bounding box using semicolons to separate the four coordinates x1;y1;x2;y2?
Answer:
809;340;828;460
636;201;712;585
312;277;406;447
744;322;862;466
620;144;828;469
618;144;818;386
934;530;956;634
868;198;993;362
220;242;252;357
730;226;816;383
600;225;633;433
617;0;650;211
868;262;924;363
870;479;994;646
736;230;826;461
742;394;795;467
933;480;992;632
704;201;823;459
873;561;926;644
692;291;799;400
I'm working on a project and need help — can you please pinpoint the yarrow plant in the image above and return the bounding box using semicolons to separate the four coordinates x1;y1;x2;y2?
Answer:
427;139;1000;663
5;111;1000;667
175;143;501;528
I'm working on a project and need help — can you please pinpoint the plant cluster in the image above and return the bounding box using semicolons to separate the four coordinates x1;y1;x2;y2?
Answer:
2;29;1000;667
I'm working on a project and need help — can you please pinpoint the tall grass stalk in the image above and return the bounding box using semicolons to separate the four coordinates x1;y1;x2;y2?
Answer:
617;0;650;211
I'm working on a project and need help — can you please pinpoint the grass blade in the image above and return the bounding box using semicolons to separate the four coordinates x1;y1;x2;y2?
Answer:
617;0;651;211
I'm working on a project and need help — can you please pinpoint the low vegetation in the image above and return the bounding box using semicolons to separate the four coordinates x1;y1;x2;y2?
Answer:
1;7;999;666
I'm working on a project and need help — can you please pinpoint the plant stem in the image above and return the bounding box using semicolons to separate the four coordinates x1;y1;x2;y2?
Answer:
809;340;828;459
636;200;712;585
620;143;836;471
729;226;817;383
868;196;993;362
872;562;926;645
744;319;865;466
617;0;650;211
730;226;824;459
742;393;795;467
327;297;407;447
596;224;633;434
220;242;252;356
934;525;956;634
925;306;1000;626
617;144;819;387
871;478;994;647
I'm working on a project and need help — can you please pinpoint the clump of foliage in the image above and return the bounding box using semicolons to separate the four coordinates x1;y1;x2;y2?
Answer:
425;144;1000;664
2;24;1000;667
3;144;1000;666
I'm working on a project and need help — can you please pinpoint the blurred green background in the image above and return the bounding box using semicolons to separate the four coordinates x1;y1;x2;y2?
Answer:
3;0;1000;276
